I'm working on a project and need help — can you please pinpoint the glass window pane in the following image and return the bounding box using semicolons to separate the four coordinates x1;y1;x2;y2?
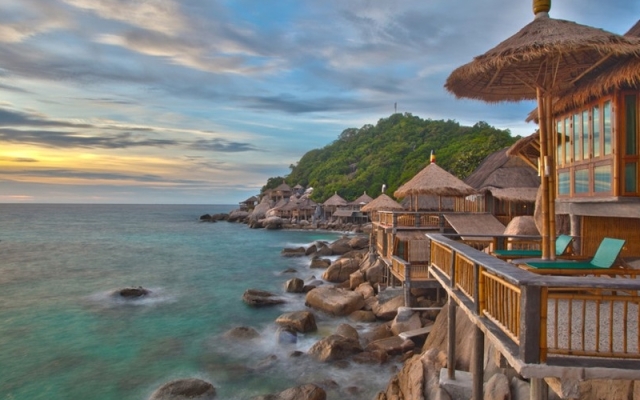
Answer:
565;118;571;163
573;113;581;161
574;169;589;194
625;162;637;193
557;120;563;166
582;110;589;159
593;105;600;157
604;100;612;155
558;171;570;195
625;95;637;156
594;165;612;193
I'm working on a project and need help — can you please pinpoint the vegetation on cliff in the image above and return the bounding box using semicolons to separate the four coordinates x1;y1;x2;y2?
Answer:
263;113;520;202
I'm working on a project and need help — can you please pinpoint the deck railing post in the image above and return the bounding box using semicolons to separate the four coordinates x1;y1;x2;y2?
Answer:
404;261;412;307
472;325;484;400
448;249;457;380
392;213;398;228
519;285;541;364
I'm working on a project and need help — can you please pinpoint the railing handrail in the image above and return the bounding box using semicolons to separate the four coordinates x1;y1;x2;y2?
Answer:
428;233;640;291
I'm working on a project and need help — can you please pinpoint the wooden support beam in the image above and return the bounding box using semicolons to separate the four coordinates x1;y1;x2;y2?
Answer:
448;300;457;380
473;325;485;400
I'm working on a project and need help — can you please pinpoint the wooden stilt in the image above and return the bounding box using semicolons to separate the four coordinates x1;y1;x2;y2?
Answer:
537;88;550;259
473;325;484;400
545;95;557;260
448;300;457;380
530;378;549;400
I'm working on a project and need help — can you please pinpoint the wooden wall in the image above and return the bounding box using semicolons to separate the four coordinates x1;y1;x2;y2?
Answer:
581;216;640;257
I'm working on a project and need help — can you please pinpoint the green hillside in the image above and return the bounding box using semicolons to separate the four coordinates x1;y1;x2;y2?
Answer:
263;113;520;202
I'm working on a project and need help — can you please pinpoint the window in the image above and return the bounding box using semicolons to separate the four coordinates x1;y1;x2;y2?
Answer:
625;163;637;193
593;105;600;157
594;165;612;193
582;110;589;159
557;120;563;166
603;101;612;155
625;95;637;156
573;113;581;161
558;171;570;195
564;117;571;163
574;169;589;194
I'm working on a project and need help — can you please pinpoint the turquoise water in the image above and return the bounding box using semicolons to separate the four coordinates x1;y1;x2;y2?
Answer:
0;204;393;399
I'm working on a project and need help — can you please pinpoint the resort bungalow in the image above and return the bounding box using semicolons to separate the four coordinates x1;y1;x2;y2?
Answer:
321;192;347;220
238;195;259;211
463;147;540;226
333;191;374;224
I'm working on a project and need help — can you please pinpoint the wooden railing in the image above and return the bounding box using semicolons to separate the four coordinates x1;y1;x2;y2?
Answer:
429;233;640;376
376;211;447;229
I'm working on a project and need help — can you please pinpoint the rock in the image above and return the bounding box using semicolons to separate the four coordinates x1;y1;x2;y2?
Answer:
248;200;270;222
510;377;530;400
352;350;388;365
284;278;305;293
117;286;150;298
322;258;360;282
362;259;385;285
276;326;297;345
309;257;331;269
308;334;362;362
365;336;415;356
253;383;326;400
348;236;369;250
264;216;283;230
354;282;375;299
335;323;359;341
242;289;286;307
372;295;405;320
275;311;317;333
315;245;333;257
484;373;511;400
349;270;365;290
148;378;216;400
281;247;306;257
305;287;365;316
305;244;318;256
348;310;377;323
228;210;249;222
360;322;393;345
391;310;422;336
199;214;212;221
281;268;297;274
223;326;260;340
328;237;353;255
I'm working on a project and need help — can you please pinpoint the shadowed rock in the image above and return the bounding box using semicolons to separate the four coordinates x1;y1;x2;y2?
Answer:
242;289;286;307
117;287;150;298
148;378;216;400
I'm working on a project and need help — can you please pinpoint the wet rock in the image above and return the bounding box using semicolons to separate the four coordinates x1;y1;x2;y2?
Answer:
252;383;326;400
284;278;305;293
322;258;360;282
199;214;212;221
148;378;216;400
349;270;364;290
305;287;364;316
328;237;353;255
365;336;415;356
281;268;297;274
348;236;369;250
360;323;393;345
355;282;375;299
117;287;150;298
391;309;422;336
276;326;297;345
308;334;362;362
275;311;317;333
309;257;331;269
335;323;359;341
348;310;377;323
352;350;388;365
281;247;306;257
253;354;278;371
372;295;405;320
264;216;283;230
315;245;333;257
228;210;249;222
223;326;260;340
242;289;286;307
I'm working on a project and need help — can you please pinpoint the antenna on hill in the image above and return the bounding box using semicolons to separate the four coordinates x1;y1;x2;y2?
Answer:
394;102;397;114
381;184;387;194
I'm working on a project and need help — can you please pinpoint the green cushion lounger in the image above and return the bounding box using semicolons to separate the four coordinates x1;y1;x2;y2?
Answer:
524;237;626;270
492;234;573;260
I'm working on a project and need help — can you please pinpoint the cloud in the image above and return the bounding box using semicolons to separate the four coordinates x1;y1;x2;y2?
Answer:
0;128;179;149
0;156;38;163
190;139;258;153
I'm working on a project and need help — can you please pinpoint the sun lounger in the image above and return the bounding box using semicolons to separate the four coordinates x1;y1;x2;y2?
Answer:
492;234;573;260
522;237;625;270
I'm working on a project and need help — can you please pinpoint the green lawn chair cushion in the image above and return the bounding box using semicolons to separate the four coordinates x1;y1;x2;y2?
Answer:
525;237;625;270
493;234;573;258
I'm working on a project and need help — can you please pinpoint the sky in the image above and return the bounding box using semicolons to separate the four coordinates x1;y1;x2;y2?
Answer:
0;0;638;204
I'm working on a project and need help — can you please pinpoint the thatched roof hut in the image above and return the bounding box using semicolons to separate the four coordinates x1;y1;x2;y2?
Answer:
395;162;476;198
361;194;403;212
322;192;347;207
465;148;540;191
349;191;374;207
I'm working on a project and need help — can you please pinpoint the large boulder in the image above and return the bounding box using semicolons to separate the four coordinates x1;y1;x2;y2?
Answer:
148;378;216;400
284;278;305;293
328;237;353;255
308;334;362;362
484;373;511;400
228;210;249;222
117;286;150;298
335;323;359;341
248;199;271;222
242;289;286;307
309;257;331;269
348;236;370;250
391;309;422;336
253;384;326;400
349;270;365;290
372;295;405;320
223;326;260;341
362;259;385;285
263;216;283;230
349;310;377;323
275;311;317;333
322;258;360;282
305;287;364;316
365;336;415;356
354;282;375;299
281;247;306;257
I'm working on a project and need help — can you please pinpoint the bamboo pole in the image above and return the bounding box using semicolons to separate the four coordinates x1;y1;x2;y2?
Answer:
545;94;557;259
537;88;551;259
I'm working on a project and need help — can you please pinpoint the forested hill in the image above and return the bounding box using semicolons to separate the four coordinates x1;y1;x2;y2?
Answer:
263;113;520;202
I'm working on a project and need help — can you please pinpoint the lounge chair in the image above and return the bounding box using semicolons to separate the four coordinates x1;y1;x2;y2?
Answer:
522;237;625;270
492;234;573;260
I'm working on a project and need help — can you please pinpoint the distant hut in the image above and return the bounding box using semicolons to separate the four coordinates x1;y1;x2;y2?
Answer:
269;181;292;204
344;191;374;223
394;161;476;211
239;195;259;211
361;193;403;222
293;184;305;196
291;196;318;222
464;148;540;225
322;192;347;220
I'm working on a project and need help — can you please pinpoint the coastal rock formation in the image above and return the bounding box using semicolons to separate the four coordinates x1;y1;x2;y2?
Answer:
372;295;405;320
242;289;286;307
335;323;359;341
117;287;150;298
485;373;511;400
263;216;283;230
283;278;305;293
328;237;354;255
348;236;369;250
348;310;377;323
253;383;326;400
365;336;415;356
305;287;364;316
308;334;362;362
309;257;331;269
228;210;249;222
276;326;297;344
223;326;260;341
148;378;216;400
275;311;317;333
321;258;360;282
281;247;306;257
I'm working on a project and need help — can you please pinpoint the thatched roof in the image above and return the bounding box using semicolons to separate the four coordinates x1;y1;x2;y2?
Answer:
465;148;540;190
278;196;318;212
241;195;259;203
394;162;476;198
322;192;347;207
485;187;538;203
349;191;374;206
444;213;505;240
506;132;540;163
361;194;403;212
275;182;292;192
445;13;640;102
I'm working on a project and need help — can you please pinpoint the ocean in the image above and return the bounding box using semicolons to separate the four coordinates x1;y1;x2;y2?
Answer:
0;204;395;400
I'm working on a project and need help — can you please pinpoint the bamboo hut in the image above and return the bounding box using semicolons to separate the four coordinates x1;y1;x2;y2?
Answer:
321;192;347;220
361;193;403;222
238;195;259;211
464;148;540;225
